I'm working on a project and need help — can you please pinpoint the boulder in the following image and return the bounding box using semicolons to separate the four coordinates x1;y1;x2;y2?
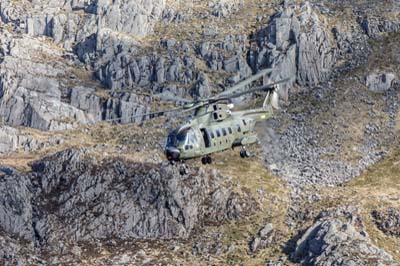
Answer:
292;207;397;265
366;72;396;92
372;207;400;237
249;223;275;253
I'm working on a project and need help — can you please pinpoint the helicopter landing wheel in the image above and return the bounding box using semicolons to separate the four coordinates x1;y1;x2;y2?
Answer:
202;155;212;165
240;147;251;158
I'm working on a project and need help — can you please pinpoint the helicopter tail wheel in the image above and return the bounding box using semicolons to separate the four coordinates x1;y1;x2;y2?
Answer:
240;147;251;158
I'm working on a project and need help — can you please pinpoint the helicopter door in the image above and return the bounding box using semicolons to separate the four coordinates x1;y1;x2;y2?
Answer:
200;128;211;148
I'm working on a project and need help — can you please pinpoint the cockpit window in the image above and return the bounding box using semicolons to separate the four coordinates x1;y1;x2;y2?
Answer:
177;130;188;142
166;130;178;147
176;127;198;145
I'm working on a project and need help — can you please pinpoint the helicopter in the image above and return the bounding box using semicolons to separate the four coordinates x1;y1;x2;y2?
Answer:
153;68;291;164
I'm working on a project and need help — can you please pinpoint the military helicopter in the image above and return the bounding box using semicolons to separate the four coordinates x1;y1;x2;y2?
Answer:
147;68;291;164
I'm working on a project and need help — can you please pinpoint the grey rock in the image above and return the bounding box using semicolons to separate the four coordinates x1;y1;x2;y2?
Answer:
0;234;43;266
1;0;165;51
0;148;255;258
361;16;400;38
209;0;241;18
249;222;276;253
259;223;273;237
255;1;336;88
372;208;400;237
366;72;396;91
292;207;397;266
96;0;165;37
249;236;261;252
0;167;33;241
193;73;211;98
162;7;188;24
0;126;44;153
0;29;152;130
0;32;90;130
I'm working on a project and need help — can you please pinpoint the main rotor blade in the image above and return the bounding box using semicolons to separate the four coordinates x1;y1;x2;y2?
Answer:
210;77;291;102
214;68;274;98
104;106;185;124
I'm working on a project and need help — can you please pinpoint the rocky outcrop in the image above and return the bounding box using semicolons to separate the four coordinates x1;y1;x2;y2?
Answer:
0;234;43;266
253;2;336;91
372;207;400;237
0;31;91;130
366;72;397;91
32;149;213;245
90;32;253;98
209;0;242;18
360;16;400;38
96;0;165;37
0;149;254;262
292;206;397;266
0;126;35;153
0;29;151;130
249;223;276;253
0;166;34;241
0;0;166;49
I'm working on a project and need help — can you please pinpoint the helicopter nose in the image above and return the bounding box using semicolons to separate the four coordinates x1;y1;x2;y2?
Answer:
165;147;180;161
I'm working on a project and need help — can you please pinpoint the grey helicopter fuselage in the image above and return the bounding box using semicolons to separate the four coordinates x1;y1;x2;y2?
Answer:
164;102;273;161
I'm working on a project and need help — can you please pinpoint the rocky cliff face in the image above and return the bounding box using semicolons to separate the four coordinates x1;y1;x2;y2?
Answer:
0;0;384;131
292;207;397;266
0;149;254;264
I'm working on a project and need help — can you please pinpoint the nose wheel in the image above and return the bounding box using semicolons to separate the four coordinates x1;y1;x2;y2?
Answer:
240;146;251;158
201;155;212;165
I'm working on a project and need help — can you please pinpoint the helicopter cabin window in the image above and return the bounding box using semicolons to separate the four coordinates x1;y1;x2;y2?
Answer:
228;127;232;134
237;124;241;132
210;132;215;139
222;128;227;136
216;130;221;137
